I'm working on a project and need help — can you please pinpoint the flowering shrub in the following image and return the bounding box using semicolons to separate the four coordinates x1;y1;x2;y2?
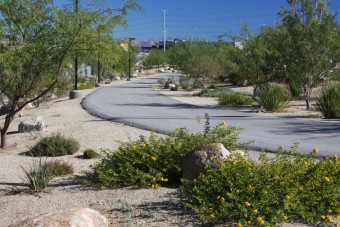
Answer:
87;117;242;189
179;148;340;226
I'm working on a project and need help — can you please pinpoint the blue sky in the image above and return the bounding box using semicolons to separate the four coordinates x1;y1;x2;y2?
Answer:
56;0;340;41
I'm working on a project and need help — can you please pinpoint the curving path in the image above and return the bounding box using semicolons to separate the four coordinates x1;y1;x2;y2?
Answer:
82;73;340;157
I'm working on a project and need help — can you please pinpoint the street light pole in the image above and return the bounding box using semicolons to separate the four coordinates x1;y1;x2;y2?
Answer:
127;37;135;81
69;0;82;99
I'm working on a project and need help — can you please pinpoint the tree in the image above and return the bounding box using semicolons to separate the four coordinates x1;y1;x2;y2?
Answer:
279;0;339;110
0;0;140;148
144;49;168;71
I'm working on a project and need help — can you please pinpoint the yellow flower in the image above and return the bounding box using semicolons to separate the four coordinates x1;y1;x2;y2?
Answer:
335;224;339;227
259;220;265;225
245;202;251;207
227;192;232;197
324;177;330;182
252;209;258;213
313;147;318;153
132;184;139;189
216;196;221;200
327;216;333;223
328;209;332;214
220;197;225;202
210;213;215;219
283;215;288;220
247;220;251;225
132;145;136;150
143;143;147;147
223;121;227;127
286;195;291;200
150;156;157;161
236;189;240;193
163;178;168;182
236;223;242;227
321;215;326;220
279;145;284;150
151;184;155;189
304;161;308;165
244;214;248;218
334;154;339;160
336;215;340;220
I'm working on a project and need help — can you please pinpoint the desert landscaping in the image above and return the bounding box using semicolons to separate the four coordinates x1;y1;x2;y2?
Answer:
0;76;335;227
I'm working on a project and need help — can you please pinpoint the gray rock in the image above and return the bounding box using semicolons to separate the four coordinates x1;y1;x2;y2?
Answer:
10;207;109;227
181;143;230;180
18;116;44;133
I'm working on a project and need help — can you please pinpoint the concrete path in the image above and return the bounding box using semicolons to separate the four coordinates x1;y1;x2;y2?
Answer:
82;73;340;157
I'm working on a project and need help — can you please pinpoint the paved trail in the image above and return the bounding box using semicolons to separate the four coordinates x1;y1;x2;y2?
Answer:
82;73;340;157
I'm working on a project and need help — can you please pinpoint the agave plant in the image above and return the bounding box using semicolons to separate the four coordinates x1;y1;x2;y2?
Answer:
315;82;340;118
255;83;290;112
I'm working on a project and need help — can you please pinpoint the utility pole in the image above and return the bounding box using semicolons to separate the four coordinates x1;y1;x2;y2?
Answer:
163;10;167;52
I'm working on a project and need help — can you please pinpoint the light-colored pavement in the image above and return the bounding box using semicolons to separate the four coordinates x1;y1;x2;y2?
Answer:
82;73;340;157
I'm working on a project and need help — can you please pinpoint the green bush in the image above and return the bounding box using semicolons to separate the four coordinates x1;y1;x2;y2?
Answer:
77;76;87;84
255;83;290;112
43;159;74;176
218;93;254;106
315;83;340;118
83;149;100;159
288;80;302;100
87;117;242;189
29;134;80;157
197;88;234;97
78;83;95;90
179;149;340;226
89;76;97;85
21;158;54;191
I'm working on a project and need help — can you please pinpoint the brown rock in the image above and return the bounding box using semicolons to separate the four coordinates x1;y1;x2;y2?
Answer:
10;207;108;227
181;143;230;180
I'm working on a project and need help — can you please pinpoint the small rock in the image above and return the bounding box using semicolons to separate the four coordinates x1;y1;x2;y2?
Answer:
18;116;44;133
10;208;109;227
181;143;230;180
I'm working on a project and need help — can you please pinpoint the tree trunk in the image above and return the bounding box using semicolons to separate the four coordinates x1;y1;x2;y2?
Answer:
0;114;13;148
305;86;313;110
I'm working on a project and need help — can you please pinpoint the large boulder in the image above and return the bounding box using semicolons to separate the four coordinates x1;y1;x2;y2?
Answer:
18;116;44;133
181;143;230;180
10;208;109;227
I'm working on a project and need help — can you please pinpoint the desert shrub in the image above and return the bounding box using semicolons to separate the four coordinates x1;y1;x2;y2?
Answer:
315;82;340;118
157;78;165;86
197;88;234;97
218;93;254;106
192;78;204;89
255;83;290;112
83;149;100;159
179;149;340;226
78;83;95;90
21;158;54;191
228;72;244;85
179;76;191;90
89;76;97;85
77;76;86;84
88;116;242;189
288;80;302;100
29;134;80;157
43;159;74;176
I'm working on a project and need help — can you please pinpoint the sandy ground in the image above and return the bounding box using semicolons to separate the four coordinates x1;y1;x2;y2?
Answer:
0;76;330;227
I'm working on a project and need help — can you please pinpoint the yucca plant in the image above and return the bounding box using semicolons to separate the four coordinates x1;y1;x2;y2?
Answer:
288;80;302;100
315;82;340;118
21;158;54;191
255;83;290;112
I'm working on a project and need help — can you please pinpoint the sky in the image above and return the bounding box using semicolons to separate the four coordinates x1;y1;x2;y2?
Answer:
56;0;340;42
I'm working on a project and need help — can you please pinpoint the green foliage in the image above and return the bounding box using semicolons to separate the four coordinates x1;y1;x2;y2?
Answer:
43;159;74;176
78;76;87;84
197;88;235;97
88;117;242;189
78;83;95;90
83;149;100;159
179;149;340;226
219;93;254;106
29;134;80;157
288;80;303;100
21;158;54;191
315;82;340;118
255;83;290;112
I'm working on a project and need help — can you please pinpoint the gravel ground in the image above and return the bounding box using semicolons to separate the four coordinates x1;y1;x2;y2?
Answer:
0;77;328;227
